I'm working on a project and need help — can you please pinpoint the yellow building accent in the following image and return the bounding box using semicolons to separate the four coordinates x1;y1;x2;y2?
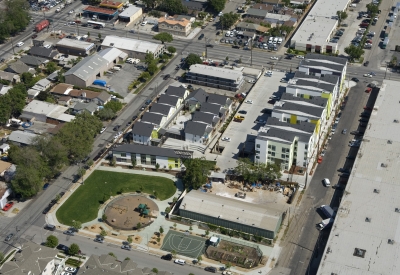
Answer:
313;119;321;133
151;130;158;139
99;0;123;9
303;94;310;99
290;115;297;124
168;157;180;169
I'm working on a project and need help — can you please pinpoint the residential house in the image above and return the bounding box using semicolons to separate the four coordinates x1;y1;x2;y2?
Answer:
21;100;75;124
141;112;166;130
131;122;155;145
20;55;47;67
31;78;52;92
181;0;208;11
158;94;182;109
192;111;220;127
255;117;317;170
246;8;268;20
0;161;12;178
252;3;274;11
200;102;224;117
27;88;41;100
185;121;213;144
112;144;183;170
261;0;281;4
58;96;72;106
165;85;189;99
150;103;174;119
69;89;111;105
8;131;38;146
28;46;59;59
264;13;293;27
207;94;232;112
72;102;99;115
5;61;31;75
236;22;260;33
0;183;12;209
51;83;74;96
0;239;66;275
0;71;20;84
98;47;128;64
186;88;208;112
47;70;60;82
94;91;112;105
158;17;192;37
0;84;11;96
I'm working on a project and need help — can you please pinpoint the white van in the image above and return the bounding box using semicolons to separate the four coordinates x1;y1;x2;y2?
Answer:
350;3;356;7
268;37;274;43
323;178;331;187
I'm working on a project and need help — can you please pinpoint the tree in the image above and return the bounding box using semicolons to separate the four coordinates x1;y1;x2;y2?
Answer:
155;163;160;171
159;226;164;235
45;62;58;74
137;222;142;229
185;53;203;67
282;0;290;5
68;243;80;256
98;33;102;40
225;262;232;270
173;223;177;229
147;63;158;75
0;94;12;125
167;46;176;54
131;158;136;168
102;214;107;221
160;0;187;15
172;197;178;203
125;257;131;260
127;236;133;243
171;250;177;257
108;252;117;258
104;100;123;113
152;268;159;274
189;226;193;231
183;158;213;189
8;84;28;117
139;72;151;81
45;235;59;248
153;32;173;44
0;0;30;43
165;206;171;213
220;12;240;30
87;159;94;167
54;194;61;202
87;31;90;37
0;252;4;263
344;44;364;61
366;3;379;15
153;190;158;198
197;255;202;264
144;52;155;66
336;11;348;22
78;168;85;179
205;229;209;236
235;158;258;182
72;220;82;231
100;229;108;237
97;108;115;121
208;0;225;12
142;0;158;8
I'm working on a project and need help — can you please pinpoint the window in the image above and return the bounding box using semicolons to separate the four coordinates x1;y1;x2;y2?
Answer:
256;144;260;148
283;117;288;122
121;153;126;157
281;154;286;158
270;145;276;151
256;156;260;159
271;152;275;157
256;150;260;154
151;156;156;165
305;144;308;150
141;154;146;164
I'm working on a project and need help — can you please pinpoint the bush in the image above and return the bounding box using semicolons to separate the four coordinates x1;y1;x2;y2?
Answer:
68;243;80;256
45;235;59;248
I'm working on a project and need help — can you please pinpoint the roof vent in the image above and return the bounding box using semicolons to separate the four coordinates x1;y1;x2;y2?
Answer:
388;140;392;144
381;163;387;168
365;217;371;222
110;43;114;46
394;119;399;123
353;248;366;258
388;239;395;244
374;189;380;193
395;208;400;213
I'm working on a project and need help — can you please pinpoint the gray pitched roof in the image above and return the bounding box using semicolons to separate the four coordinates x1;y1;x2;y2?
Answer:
190;88;208;103
258;126;312;143
266;117;315;133
8;131;38;145
20;55;47;66
150;103;171;116
165;86;186;98
64;54;109;81
207;94;230;106
181;0;207;9
158;94;179;107
0;239;58;275
294;70;339;85
141;112;164;125
200;102;221;116
280;93;327;108
185;121;210;136
305;53;348;65
7;61;30;74
131;121;154;137
192;111;216;125
28;46;59;58
97;91;111;102
273;101;324;118
246;8;268;17
74;102;98;113
113;144;178;158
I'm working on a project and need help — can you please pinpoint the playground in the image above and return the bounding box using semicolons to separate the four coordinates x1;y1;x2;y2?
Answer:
104;195;159;230
161;230;206;259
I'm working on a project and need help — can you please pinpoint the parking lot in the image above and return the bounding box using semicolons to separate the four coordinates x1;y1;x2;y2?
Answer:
218;31;284;52
102;63;142;98
209;71;287;172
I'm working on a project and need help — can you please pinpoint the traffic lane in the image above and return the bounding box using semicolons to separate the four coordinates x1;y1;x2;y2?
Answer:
51;232;212;275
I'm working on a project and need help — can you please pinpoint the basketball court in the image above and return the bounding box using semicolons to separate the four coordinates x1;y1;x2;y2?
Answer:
161;230;206;258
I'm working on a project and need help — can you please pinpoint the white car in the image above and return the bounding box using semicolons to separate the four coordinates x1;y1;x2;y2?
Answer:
64;267;76;272
270;56;278;60
141;21;147;26
174;259;186;265
245;100;253;104
218;12;223;16
280;78;288;83
69;9;74;14
44;44;52;49
296;55;304;59
221;137;231;142
265;70;273;76
222;271;233;275
363;73;372;77
61;272;72;275
16;42;24;47
100;127;106;133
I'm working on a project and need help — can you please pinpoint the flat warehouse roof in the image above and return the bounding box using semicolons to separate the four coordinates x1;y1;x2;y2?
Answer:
119;5;142;17
101;36;163;54
57;38;95;51
188;64;243;82
317;80;400;275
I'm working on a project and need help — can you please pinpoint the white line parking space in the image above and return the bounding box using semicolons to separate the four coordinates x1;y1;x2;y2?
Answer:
213;71;287;172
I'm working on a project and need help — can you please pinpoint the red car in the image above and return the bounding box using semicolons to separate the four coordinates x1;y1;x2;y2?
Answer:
317;156;323;164
365;88;372;93
3;202;14;211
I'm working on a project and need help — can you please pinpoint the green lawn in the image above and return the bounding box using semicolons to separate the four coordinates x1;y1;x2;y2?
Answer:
56;170;176;225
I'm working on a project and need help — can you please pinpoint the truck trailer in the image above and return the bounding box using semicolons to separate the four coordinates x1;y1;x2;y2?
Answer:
316;218;334;231
35;19;50;32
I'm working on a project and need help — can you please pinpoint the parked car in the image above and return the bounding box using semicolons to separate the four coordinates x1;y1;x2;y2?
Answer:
205;266;217;273
221;137;231;142
43;183;50;190
2;202;14;211
174;259;186;265
63;230;74;236
94;237;104;243
351;77;359;82
238;110;247;114
121;245;131;250
198;33;204;40
161;254;172;260
163;74;170;80
65;267;76;273
5;233;14;242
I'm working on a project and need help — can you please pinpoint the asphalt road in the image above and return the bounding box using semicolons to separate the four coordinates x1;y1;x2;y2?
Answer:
273;81;373;275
